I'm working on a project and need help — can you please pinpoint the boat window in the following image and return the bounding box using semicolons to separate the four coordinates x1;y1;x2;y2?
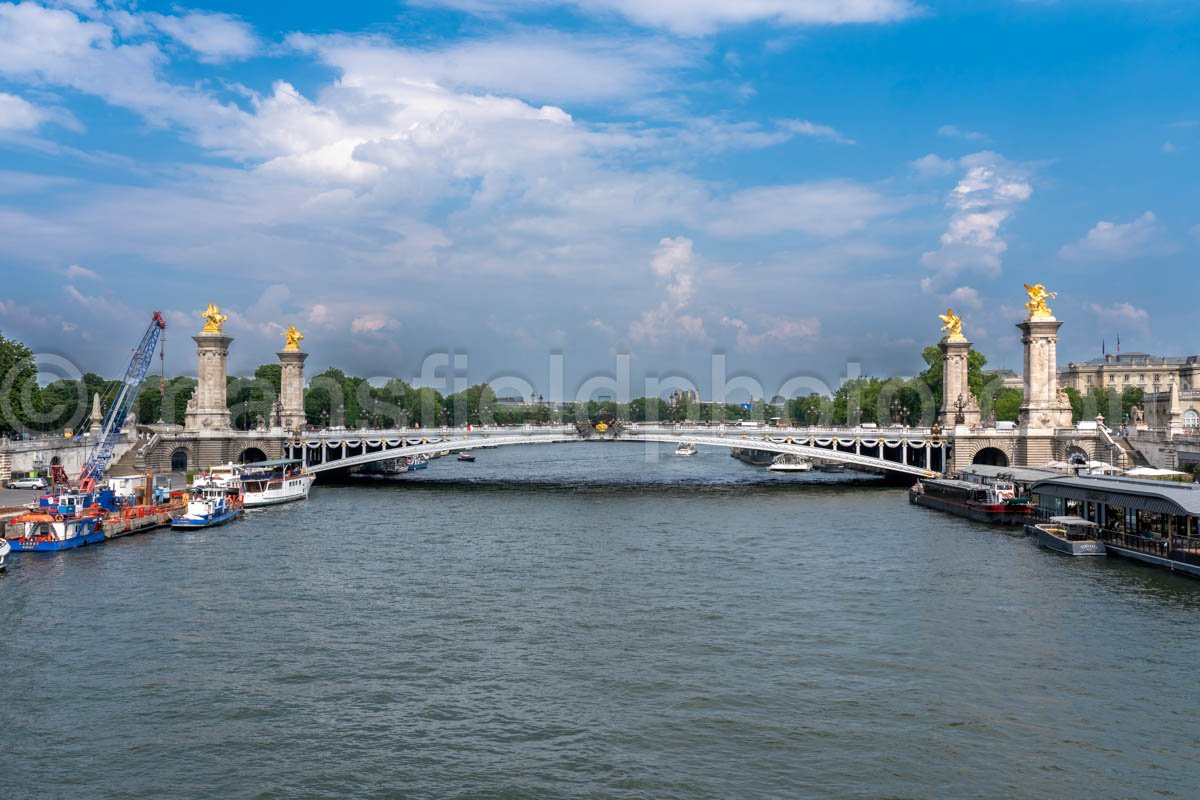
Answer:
1106;504;1125;533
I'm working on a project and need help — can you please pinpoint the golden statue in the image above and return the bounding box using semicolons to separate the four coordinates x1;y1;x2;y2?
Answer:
283;325;304;351
200;303;227;334
938;308;965;341
1023;283;1056;319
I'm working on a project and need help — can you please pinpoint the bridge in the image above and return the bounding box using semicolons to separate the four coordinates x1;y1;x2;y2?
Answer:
285;424;946;478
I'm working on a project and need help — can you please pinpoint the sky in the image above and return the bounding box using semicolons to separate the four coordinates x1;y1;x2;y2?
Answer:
0;0;1197;400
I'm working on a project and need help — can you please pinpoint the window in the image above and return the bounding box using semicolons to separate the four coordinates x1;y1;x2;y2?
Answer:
1185;409;1199;429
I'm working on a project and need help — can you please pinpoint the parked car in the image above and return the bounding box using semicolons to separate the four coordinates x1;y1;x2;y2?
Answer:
7;476;48;489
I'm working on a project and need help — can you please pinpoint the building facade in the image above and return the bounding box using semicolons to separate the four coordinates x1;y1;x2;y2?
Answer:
1060;353;1200;394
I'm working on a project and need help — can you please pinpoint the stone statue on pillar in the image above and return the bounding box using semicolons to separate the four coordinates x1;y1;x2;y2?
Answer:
938;308;981;428
1016;283;1073;433
184;302;233;433
277;325;309;431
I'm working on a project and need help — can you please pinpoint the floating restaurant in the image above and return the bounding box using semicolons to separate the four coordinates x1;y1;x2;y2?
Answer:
1030;475;1200;577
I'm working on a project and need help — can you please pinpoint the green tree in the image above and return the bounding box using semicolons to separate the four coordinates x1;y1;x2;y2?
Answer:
918;344;988;413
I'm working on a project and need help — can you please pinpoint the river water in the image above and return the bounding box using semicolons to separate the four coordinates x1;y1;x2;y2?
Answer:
2;443;1199;799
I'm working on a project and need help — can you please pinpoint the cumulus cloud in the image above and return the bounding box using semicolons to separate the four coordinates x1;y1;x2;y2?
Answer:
629;236;709;344
937;124;986;141
910;153;957;176
945;285;982;310
147;11;258;62
1085;302;1149;332
720;315;820;352
920;151;1033;284
413;0;923;35
1059;211;1178;262
780;119;855;145
351;314;401;334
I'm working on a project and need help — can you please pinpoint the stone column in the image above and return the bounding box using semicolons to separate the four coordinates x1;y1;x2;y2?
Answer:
277;349;308;431
184;332;233;432
940;336;981;428
1017;317;1072;432
88;392;102;437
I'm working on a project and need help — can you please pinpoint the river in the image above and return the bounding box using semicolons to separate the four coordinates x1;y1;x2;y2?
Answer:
2;442;1198;798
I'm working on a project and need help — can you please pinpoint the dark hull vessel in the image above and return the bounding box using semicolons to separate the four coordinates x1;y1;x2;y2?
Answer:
909;478;1034;525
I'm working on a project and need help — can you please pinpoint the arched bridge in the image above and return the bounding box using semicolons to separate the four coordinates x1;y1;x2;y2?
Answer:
287;424;945;478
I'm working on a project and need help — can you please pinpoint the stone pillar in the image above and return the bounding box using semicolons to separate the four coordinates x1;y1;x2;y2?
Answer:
277;349;308;431
88;392;102;437
939;336;981;428
184;332;233;432
1017;317;1072;432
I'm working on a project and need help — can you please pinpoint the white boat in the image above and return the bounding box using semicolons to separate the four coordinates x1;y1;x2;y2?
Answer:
206;460;314;508
172;485;243;529
769;453;813;472
675;442;698;456
0;536;10;569
1028;516;1106;556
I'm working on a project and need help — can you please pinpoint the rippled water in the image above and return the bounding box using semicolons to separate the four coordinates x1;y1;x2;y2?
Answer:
3;443;1200;799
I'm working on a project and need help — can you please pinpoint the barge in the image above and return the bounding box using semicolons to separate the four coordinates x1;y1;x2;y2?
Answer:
909;476;1034;524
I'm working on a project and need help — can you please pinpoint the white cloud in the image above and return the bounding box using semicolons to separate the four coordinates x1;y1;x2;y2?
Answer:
413;0;923;35
0;91;47;131
720;315;820;352
629;236;709;344
1059;211;1178;262
910;153;957;176
64;263;99;280
351;314;401;334
921;151;1033;283
1085;302;1149;331
945;285;982;310
708;180;900;237
780;119;855;145
937;124;986;142
147;11;258;62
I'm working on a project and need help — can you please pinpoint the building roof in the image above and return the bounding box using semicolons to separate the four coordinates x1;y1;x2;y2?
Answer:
960;464;1063;484
1067;353;1196;368
1031;474;1200;517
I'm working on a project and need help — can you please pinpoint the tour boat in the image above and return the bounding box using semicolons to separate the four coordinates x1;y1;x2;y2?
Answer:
769;453;813;472
1027;516;1106;556
411;454;429;470
4;491;106;551
236;460;313;507
675;442;698;457
172;484;244;529
908;477;1034;524
0;536;10;569
457;452;476;462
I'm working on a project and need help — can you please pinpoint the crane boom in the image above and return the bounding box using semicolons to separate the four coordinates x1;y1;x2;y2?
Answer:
77;311;167;493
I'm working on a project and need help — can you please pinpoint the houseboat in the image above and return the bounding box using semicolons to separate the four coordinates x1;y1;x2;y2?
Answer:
237;460;313;507
769;454;813;472
1030;475;1200;578
909;476;1034;524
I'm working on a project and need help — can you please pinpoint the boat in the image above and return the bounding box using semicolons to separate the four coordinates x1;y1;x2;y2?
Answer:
768;453;813;472
731;447;774;466
1028;516;1106;556
0;536;10;568
4;491;106;551
908;476;1035;524
206;460;313;507
675;442;697;457
457;452;476;462
815;462;846;473
172;484;243;529
411;454;429;470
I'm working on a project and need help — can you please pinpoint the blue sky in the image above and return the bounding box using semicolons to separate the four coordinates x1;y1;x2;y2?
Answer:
0;0;1196;398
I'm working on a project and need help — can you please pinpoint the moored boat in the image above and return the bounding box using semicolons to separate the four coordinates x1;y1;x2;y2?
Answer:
172;484;243;529
1028;516;1106;556
909;476;1035;524
0;536;11;568
768;453;813;472
5;491;106;551
457;452;476;462
675;442;697;457
236;460;313;507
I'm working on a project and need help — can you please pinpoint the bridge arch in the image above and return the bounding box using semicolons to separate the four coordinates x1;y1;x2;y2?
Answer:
170;447;190;472
238;447;268;464
971;447;1009;467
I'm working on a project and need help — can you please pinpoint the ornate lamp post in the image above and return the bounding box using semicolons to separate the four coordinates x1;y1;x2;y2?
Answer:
891;396;903;425
953;393;967;425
